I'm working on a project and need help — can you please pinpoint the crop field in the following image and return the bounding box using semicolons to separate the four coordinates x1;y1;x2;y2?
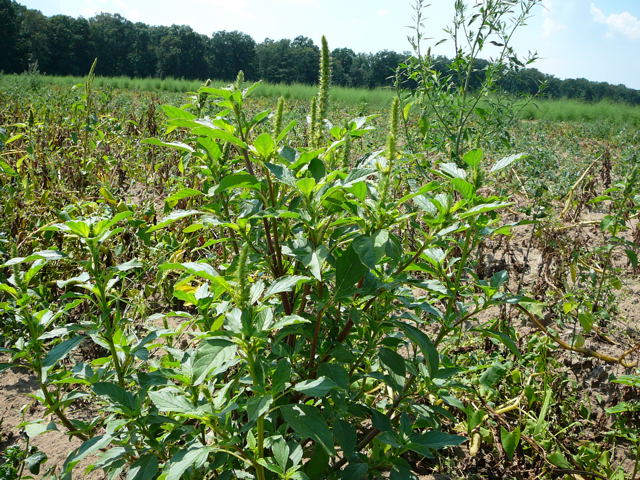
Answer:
1;19;640;480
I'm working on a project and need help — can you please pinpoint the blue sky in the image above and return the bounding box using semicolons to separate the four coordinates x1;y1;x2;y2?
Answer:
17;0;640;89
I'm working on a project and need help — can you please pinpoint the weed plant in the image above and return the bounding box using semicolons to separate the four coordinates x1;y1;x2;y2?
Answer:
0;2;638;479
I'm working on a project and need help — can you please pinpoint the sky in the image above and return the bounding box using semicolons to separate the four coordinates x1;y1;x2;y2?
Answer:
16;0;640;90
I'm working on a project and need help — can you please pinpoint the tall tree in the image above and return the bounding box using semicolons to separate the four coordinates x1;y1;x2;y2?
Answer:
0;0;22;72
209;30;256;80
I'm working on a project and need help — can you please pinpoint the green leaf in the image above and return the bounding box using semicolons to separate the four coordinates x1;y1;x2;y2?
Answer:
64;435;113;472
334;245;368;299
280;404;334;455
247;395;273;422
42;336;84;381
163;447;212;480
294;377;339;397
24;420;58;439
352;231;388;269
218;173;260;192
500;426;520;460
439;162;467;179
192;339;237;385
93;382;137;414
160;261;221;283
165;188;202;207
112;259;143;272
411;431;466;450
264;275;310;299
484;330;521;359
396;322;439;377
491;153;527;172
480;363;507;388
459;201;511;218
333;420;357;459
378;348;406;388
0;159;18;176
161;104;196;120
192;125;247;149
148;388;198;413
253;133;276;157
463;149;483;168
127;454;159;480
142;138;194;153
272;359;292;393
148;210;200;232
297;177;316;197
269;314;310;331
271;436;289;471
547;452;571;469
451;178;474;199
25;451;47;475
2;249;66;267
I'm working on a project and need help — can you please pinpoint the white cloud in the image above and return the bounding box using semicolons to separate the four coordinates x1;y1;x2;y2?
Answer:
591;3;640;40
540;0;567;38
542;17;567;38
377;8;390;16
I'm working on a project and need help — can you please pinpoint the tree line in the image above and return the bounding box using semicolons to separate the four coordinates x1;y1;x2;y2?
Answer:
1;0;639;104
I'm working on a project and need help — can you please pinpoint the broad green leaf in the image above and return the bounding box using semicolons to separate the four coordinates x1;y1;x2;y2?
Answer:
0;159;17;176
451;178;474;199
24;420;58;439
165;188;202;207
25;451;47;475
294;377;338;397
163;447;212;480
127;454;159;480
64;435;113;472
459;202;511;219
112;259;143;272
333;420;357;459
500;426;520;460
272;359;292;393
280;404;334;455
253;133;276;157
161;105;196;120
439;162;466;179
2;250;66;267
264;275;310;299
160;261;220;283
411;431;466;449
148;210;200;232
480;363;507;388
143;138;194;153
218;173;260;192
269;314;310;331
42;336;83;381
491;153;527;172
93;382;137;414
396;322;439;376
378;348;406;388
192;339;237;385
192;126;247;149
484;330;521;359
463;149;483;168
334;245;368;300
297;177;316;197
547;452;571;469
149;388;198;413
247;395;273;422
271;436;289;471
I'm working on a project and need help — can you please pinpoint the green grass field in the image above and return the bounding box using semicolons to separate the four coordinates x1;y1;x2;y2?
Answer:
3;72;640;125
